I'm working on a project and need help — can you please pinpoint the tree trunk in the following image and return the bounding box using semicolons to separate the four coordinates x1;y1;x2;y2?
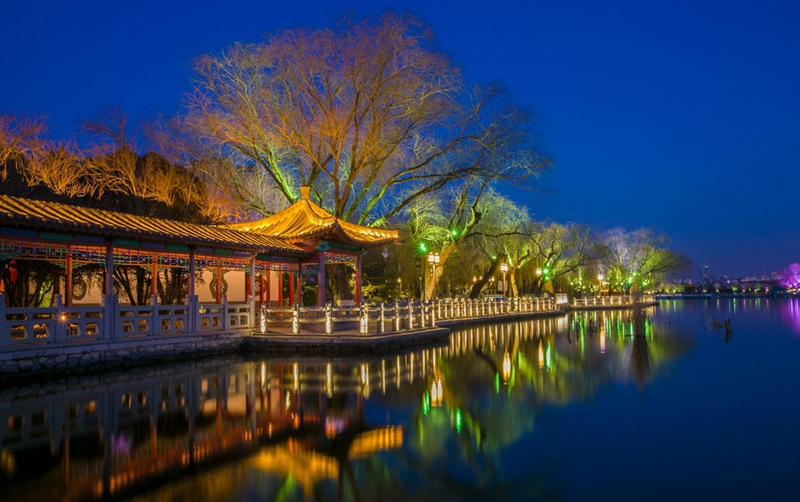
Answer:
327;264;354;305
468;258;503;299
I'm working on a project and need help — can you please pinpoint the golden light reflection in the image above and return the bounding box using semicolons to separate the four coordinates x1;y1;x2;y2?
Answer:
502;351;511;383
431;377;443;407
538;340;544;369
326;363;332;397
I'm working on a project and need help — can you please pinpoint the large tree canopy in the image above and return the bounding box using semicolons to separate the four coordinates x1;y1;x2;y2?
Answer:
181;13;550;225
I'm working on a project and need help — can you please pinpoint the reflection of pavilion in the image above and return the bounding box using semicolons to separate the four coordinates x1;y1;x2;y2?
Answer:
0;351;428;501
250;426;403;499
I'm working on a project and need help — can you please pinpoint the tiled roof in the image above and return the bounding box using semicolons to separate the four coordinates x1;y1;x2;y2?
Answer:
229;187;400;248
0;195;311;256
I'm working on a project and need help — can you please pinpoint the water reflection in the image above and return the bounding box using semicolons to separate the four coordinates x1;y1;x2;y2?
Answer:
0;314;695;501
780;298;800;335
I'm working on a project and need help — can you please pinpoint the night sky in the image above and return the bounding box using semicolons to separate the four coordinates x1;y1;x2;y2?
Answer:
2;0;798;279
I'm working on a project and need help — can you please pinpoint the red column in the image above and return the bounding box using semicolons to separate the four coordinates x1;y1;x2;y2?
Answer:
104;239;114;297
277;271;283;306
317;252;326;306
259;274;265;309
65;246;73;306
265;269;271;306
188;247;196;297
215;265;222;303
150;253;158;300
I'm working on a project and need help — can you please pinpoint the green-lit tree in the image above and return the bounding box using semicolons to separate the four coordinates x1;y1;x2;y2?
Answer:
598;227;690;294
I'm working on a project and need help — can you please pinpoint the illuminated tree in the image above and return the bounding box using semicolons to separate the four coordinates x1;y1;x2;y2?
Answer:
778;263;800;289
180;13;549;225
509;222;596;297
599;228;690;293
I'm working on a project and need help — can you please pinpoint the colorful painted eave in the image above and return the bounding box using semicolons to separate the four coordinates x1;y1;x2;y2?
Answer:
229;188;400;248
0;195;312;257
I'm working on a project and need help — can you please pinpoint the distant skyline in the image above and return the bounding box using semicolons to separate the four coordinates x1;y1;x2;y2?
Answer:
2;0;798;278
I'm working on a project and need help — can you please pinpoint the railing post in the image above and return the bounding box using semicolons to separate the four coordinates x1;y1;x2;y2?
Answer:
407;302;414;331
325;302;333;334
150;294;160;336
260;304;268;333
221;295;228;331
437;300;442;320
378;303;385;334
0;294;8;347
102;294;117;340
247;294;256;330
359;302;369;335
420;302;427;329
430;301;436;327
394;303;400;332
185;294;199;333
53;294;66;344
292;304;300;334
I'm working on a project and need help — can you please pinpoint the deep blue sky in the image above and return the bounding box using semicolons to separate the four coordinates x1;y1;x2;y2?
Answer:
2;0;798;278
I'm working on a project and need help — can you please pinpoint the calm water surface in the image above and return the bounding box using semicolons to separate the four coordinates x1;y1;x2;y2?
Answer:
2;298;800;501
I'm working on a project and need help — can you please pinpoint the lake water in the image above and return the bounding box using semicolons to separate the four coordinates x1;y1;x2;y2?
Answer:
2;298;800;501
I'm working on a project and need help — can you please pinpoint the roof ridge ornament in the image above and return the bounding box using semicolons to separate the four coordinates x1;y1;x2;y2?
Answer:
299;186;311;200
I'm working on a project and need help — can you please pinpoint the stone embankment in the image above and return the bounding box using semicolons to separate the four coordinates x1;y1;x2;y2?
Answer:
0;332;243;381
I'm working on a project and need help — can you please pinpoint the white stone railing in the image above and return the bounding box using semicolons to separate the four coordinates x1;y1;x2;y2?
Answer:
0;292;255;348
260;296;560;335
571;295;655;307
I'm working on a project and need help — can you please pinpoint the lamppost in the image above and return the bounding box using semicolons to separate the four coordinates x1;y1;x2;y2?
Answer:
427;252;440;300
500;263;509;298
398;277;402;297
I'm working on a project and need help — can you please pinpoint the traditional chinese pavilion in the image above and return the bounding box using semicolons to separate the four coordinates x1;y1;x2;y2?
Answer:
0;187;399;314
229;186;398;306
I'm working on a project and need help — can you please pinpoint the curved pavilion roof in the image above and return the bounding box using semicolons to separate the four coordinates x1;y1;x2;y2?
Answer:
229;187;399;248
0;195;310;256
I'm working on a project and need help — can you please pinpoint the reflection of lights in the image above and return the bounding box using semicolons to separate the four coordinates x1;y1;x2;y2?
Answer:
422;390;431;414
284;391;291;410
538;341;544;369
326;363;332;397
502;351;511;383
293;362;298;391
261;363;266;390
431;377;443;406
325;417;345;438
454;408;463;433
600;333;606;353
545;342;551;370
